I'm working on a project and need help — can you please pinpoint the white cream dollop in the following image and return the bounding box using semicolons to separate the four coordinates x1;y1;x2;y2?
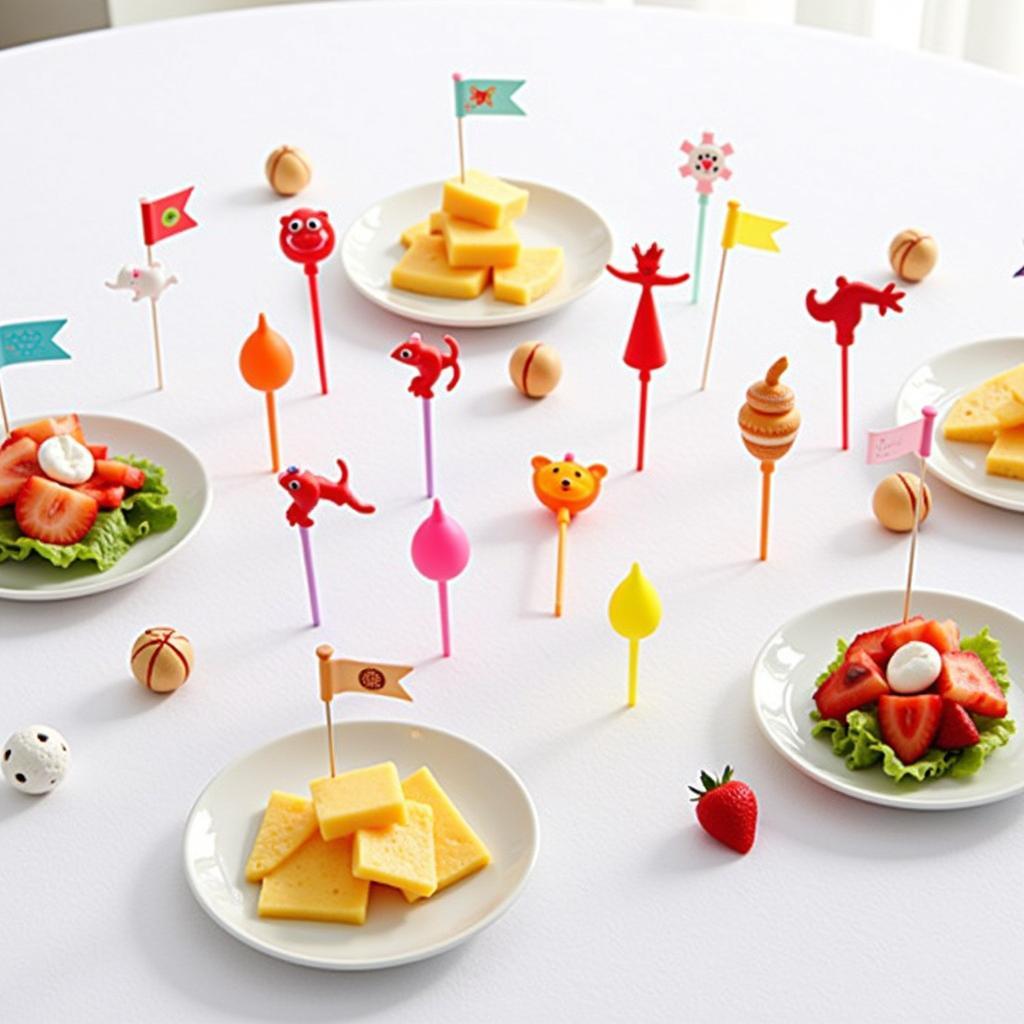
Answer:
886;641;942;694
37;434;94;485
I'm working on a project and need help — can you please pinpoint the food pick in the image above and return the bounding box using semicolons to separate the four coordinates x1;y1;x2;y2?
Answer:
608;563;662;708
806;277;905;451
239;314;294;472
867;406;938;622
451;73;526;183
531;453;607;617
702;199;787;390
678;131;734;305
0;320;70;436
391;332;461;498
315;644;413;777
606;244;689;471
278;208;336;395
278;459;375;627
738;357;800;561
411;499;470;657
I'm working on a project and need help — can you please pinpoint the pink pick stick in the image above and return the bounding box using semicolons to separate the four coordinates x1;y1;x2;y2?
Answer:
411;499;470;657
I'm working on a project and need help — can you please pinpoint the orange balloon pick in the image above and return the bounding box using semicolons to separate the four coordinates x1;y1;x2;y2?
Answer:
239;313;294;472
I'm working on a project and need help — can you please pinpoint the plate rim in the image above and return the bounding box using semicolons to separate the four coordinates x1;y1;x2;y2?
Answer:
0;411;212;602
182;719;541;971
340;177;613;329
751;586;1024;811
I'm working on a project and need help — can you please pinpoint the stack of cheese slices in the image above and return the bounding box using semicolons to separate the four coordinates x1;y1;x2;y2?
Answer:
943;361;1024;480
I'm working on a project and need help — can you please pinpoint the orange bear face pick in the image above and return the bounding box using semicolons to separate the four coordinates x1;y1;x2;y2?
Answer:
531;453;607;518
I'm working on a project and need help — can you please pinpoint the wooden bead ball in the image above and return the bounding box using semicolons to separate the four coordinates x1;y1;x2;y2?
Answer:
131;627;194;693
509;341;562;398
888;229;937;283
265;145;312;197
872;473;932;532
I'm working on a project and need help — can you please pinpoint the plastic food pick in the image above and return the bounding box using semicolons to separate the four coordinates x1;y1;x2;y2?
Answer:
531;453;607;617
608;563;662;708
679;131;734;304
279;208;335;395
411;499;470;657
278;459;375;627
239;313;294;472
606;244;689;471
391;332;461;498
805;277;905;450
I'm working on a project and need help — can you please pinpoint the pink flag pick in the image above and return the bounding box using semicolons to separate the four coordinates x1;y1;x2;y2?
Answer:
411;499;470;657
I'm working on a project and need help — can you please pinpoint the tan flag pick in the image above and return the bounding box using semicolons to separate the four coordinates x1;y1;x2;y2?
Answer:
316;645;413;703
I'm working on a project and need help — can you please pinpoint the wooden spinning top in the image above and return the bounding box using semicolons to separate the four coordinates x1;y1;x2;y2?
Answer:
738;356;801;461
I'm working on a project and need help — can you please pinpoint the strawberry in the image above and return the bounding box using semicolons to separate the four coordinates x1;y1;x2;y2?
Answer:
0;437;40;505
938;651;1007;718
86;444;108;460
881;616;934;657
15;476;98;545
93;459;145;490
814;648;889;721
877;694;943;763
846;621;903;668
935;699;980;750
76;477;124;509
9;414;85;446
689;766;757;854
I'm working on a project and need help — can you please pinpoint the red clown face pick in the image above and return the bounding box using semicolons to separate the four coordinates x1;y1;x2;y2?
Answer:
278;208;335;266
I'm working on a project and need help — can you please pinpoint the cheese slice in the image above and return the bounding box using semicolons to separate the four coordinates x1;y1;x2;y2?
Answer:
352;800;437;898
399;220;431;248
943;363;1024;443
442;170;528;229
986;424;1024;480
493;247;564;305
310;761;407;841
257;833;369;925
428;210;446;233
437;210;521;268
391;235;489;300
244;790;318;882
400;767;490;903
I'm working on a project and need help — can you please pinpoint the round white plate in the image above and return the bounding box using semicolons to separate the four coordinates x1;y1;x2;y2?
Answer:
896;336;1024;512
752;588;1024;810
341;179;613;328
183;721;539;970
0;413;210;601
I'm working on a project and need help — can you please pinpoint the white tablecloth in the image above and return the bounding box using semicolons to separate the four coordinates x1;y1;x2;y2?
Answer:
2;3;1023;1021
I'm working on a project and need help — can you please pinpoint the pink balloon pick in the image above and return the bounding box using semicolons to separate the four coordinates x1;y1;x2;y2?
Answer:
411;499;470;657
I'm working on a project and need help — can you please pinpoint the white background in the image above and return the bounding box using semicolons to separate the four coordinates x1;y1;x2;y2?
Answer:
1;3;1023;1021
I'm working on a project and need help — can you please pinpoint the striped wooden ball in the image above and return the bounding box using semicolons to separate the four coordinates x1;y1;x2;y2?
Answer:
265;145;312;197
888;229;937;283
509;341;562;398
130;627;194;693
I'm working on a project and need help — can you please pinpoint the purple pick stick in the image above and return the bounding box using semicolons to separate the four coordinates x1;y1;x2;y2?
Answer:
299;526;321;627
422;396;435;498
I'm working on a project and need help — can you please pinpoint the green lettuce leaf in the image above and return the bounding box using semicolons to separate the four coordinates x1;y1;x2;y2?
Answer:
0;456;177;572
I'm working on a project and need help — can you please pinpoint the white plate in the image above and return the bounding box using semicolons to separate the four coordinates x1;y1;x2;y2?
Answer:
0;413;210;601
183;721;539;970
752;588;1024;810
341;179;613;328
896;336;1024;512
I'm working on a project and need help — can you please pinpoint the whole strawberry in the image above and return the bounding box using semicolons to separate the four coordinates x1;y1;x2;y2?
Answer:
690;766;757;854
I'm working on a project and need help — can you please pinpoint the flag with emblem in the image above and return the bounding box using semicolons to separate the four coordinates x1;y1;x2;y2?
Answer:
453;76;526;118
316;645;413;703
0;320;69;371
140;187;197;246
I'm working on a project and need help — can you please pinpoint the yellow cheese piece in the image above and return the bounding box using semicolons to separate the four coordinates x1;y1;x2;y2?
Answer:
400;767;490;902
352;800;437;898
493;247;564;305
257;833;369;925
391;235;489;300
244;790;318;882
428;210;446;233
442;170;528;229
399;220;430;248
943;363;1024;443
436;210;521;268
310;762;407;841
986;424;1024;480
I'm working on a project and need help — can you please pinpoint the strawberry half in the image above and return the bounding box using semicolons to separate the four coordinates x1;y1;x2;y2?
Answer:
0;437;40;505
938;651;1007;718
847;621;904;668
882;617;943;656
814;648;889;721
935;699;981;750
690;766;757;854
93;459;145;490
14;476;98;545
76;477;124;510
86;444;108;460
9;414;85;447
877;694;943;764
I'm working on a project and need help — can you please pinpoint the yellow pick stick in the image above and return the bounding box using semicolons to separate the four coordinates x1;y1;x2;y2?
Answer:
608;563;662;708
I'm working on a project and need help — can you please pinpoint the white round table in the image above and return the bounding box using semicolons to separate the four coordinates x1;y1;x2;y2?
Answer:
2;3;1023;1020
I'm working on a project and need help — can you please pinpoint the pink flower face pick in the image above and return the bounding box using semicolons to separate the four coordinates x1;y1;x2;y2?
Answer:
411;499;470;582
679;131;734;195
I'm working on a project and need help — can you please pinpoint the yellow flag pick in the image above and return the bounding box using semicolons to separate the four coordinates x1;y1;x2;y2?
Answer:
316;645;413;703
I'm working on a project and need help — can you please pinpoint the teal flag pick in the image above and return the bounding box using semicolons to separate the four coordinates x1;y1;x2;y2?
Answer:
453;77;526;118
0;320;70;370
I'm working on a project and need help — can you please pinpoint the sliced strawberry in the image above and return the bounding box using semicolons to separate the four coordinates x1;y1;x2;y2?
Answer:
9;414;85;446
938;651;1007;718
86;444;108;460
922;619;959;654
880;616;929;657
0;437;40;505
877;694;943;764
76;477;124;509
846;622;901;668
14;476;98;545
935;699;981;750
815;649;890;721
93;459;145;490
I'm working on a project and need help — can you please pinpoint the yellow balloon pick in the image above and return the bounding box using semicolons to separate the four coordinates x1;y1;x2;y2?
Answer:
608;562;662;708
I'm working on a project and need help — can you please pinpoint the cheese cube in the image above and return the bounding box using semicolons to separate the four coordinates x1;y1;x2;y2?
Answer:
244;790;318;882
442;170;528;229
944;363;1024;443
399;220;431;248
493;247;564;305
391;236;489;300
400;767;490;902
436;211;521;268
986;424;1024;480
428;210;446;233
352;800;437;898
310;762;407;841
258;833;369;925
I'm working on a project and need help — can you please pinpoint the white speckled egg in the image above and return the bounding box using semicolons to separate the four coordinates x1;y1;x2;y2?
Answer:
886;642;942;694
2;726;70;795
